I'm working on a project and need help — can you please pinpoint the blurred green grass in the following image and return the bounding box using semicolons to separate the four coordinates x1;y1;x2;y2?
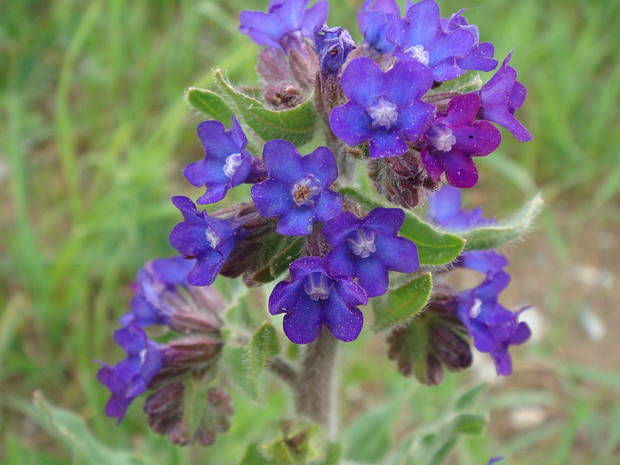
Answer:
1;0;619;464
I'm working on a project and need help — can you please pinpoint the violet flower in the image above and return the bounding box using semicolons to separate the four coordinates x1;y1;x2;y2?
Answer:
250;140;342;236
427;185;508;276
120;257;224;334
330;57;435;158
313;23;356;76
269;257;368;344
478;52;532;142
239;0;328;50
97;324;162;423
169;196;235;286
386;0;475;81
323;208;419;297
420;93;501;188
458;271;531;376
183;117;254;205
441;9;498;72
357;0;401;54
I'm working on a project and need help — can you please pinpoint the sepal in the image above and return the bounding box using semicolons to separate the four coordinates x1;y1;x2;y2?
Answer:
214;69;318;145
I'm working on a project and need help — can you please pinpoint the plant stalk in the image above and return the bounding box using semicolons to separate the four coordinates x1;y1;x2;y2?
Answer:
294;328;338;433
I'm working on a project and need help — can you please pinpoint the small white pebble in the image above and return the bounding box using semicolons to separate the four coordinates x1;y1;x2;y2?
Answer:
578;308;606;342
509;405;548;429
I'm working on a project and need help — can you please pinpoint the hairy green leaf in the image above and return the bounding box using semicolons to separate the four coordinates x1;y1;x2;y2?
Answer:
185;87;234;125
248;233;305;284
24;392;149;465
460;193;544;250
248;322;281;383
223;323;280;402
213;70;318;145
373;273;432;331
238;444;275;465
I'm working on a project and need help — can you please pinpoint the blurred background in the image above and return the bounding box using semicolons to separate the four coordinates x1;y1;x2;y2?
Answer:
1;0;619;464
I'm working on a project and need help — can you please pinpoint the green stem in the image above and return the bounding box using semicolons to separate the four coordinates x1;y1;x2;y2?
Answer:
295;328;338;433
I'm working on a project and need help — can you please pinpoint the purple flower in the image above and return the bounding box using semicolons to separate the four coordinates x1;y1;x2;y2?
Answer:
121;257;194;328
479;52;532;142
458;272;531;376
441;9;498;72
250;140;342;236
269;257;368;343
97;324;162;423
330;57;435;158
386;0;475;81
183;117;253;205
323;208;419;297
121;257;224;333
357;0;401;54
169;196;235;286
420;93;501;188
427;186;508;276
239;0;328;50
428;184;488;230
313;24;356;76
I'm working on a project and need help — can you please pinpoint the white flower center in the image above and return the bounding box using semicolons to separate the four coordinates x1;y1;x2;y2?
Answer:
223;153;243;179
304;272;333;301
428;124;456;152
404;44;430;66
347;228;377;258
470;298;483;319
367;98;399;129
205;226;221;249
139;348;147;363
291;175;322;207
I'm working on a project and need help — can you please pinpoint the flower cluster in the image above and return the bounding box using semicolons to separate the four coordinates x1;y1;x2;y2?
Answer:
98;257;233;445
427;186;531;376
99;0;535;445
163;0;531;347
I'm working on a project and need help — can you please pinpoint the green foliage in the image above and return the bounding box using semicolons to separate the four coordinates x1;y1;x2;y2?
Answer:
222;322;280;402
387;413;487;465
344;395;404;464
185;87;234;126
459;193;544;250
213;70;318;146
237;431;341;465
2;0;619;463
247;233;306;284
339;187;465;266
20;392;149;465
372;273;432;331
181;375;210;440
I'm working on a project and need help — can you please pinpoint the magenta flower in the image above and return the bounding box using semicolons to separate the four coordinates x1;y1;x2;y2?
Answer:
421;93;501;188
269;257;368;344
479;52;532;142
330;57;435;158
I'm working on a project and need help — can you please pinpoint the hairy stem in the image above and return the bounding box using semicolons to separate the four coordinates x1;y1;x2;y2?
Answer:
266;356;298;389
294;328;338;432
